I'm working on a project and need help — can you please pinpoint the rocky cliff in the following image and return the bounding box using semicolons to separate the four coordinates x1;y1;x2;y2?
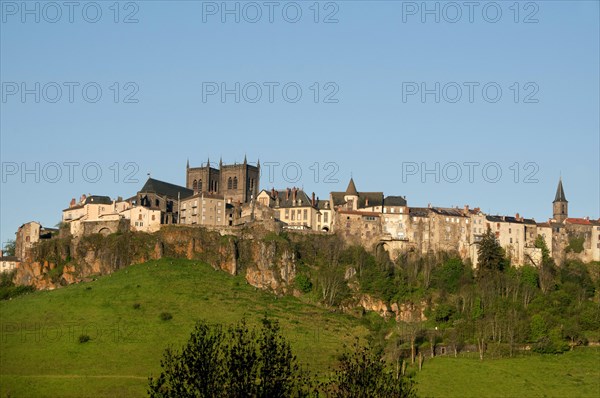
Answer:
13;225;298;295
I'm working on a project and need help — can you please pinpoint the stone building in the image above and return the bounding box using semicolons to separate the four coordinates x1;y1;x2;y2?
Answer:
552;177;568;223
186;157;260;204
15;222;56;261
0;250;20;273
62;194;131;236
120;206;162;233
179;193;232;226
316;199;333;232
257;188;319;230
330;178;384;214
133;178;194;224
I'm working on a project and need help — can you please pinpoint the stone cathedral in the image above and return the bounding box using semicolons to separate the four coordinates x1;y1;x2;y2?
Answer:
185;156;260;204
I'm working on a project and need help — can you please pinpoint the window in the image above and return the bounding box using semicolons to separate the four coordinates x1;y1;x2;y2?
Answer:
285;209;289;218
155;199;160;207
151;215;155;221
303;209;308;220
291;210;296;221
138;214;142;220
198;180;202;191
318;214;322;222
227;177;232;190
510;238;513;243
233;177;238;190
193;180;198;191
324;213;328;222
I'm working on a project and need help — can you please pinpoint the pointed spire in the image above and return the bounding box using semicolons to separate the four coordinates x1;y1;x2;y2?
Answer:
554;177;567;203
219;156;223;168
207;157;210;168
346;177;358;195
243;154;247;165
186;158;189;169
257;158;260;168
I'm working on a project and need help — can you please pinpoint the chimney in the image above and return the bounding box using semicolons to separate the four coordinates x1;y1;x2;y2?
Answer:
292;188;297;201
80;194;87;204
271;187;276;198
365;197;369;207
286;188;290;200
312;192;316;207
0;250;3;258
516;213;520;221
70;198;76;208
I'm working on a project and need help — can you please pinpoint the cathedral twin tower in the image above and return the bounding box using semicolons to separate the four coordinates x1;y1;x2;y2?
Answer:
185;157;260;204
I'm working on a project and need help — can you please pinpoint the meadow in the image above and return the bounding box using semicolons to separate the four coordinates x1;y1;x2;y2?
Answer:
414;347;600;397
0;259;368;397
1;258;599;397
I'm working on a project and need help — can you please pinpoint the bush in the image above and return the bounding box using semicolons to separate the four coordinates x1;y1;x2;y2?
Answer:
566;237;585;253
133;303;141;310
160;312;173;321
321;339;416;397
294;274;313;293
78;334;90;343
148;318;311;397
0;285;35;300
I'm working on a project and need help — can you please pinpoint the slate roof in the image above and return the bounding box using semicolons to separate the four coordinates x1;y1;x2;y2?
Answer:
270;189;314;208
316;199;331;210
431;207;467;217
139;178;194;200
409;207;430;217
346;178;358;195
384;196;407;207
554;178;567;202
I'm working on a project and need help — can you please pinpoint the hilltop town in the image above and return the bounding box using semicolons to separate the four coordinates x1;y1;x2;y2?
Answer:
3;157;599;274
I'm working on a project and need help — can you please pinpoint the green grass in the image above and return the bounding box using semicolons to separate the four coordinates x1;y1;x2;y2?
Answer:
0;258;368;397
414;348;600;398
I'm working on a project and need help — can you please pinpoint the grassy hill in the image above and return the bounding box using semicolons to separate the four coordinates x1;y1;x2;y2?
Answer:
2;258;599;397
0;259;369;397
414;348;600;398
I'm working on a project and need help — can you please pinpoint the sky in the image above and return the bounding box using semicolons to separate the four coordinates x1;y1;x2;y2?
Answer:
1;0;599;246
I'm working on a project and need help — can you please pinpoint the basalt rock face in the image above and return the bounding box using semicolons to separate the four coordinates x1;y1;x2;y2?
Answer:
13;227;297;295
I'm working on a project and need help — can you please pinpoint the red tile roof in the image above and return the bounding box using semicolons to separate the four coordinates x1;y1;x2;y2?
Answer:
565;218;592;225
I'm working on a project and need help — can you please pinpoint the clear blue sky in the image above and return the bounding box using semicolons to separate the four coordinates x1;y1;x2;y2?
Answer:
1;0;599;246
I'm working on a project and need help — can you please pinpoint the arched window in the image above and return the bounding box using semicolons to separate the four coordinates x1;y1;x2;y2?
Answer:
250;178;254;190
198;180;202;191
193;180;198;191
233;177;238;190
228;177;233;190
155;199;160;207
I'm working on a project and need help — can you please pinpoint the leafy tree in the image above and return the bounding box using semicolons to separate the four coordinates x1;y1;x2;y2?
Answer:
534;236;557;293
2;239;16;257
432;257;465;293
148;318;311;397
322;339;415;398
476;228;507;274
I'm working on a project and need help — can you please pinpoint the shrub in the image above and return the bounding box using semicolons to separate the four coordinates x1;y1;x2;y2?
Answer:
160;312;173;321
294;274;313;293
148;318;312;397
321;339;416;397
78;334;90;343
566;237;585;253
133;303;141;310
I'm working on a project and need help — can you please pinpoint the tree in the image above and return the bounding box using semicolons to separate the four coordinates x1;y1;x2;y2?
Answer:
476;228;507;275
534;235;556;293
322;339;415;398
148;318;311;397
2;239;16;257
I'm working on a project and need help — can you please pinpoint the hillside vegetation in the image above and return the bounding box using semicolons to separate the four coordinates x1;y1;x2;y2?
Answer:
0;258;369;397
